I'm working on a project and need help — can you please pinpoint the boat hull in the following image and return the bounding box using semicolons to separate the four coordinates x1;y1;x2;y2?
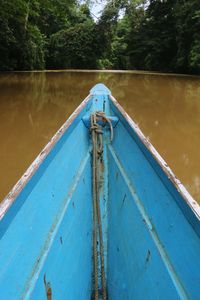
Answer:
0;83;199;299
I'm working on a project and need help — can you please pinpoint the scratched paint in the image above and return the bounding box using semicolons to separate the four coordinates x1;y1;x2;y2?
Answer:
0;71;200;203
0;83;200;300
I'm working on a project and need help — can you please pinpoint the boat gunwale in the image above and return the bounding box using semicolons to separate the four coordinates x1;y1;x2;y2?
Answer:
109;94;200;221
0;94;92;220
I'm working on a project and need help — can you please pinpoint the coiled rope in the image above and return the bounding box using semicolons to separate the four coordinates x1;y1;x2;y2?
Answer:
90;111;113;300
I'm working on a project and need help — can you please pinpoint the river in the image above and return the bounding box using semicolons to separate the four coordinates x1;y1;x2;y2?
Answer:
0;71;200;203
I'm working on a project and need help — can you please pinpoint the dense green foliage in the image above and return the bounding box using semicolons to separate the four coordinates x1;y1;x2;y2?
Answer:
0;0;199;74
125;0;200;74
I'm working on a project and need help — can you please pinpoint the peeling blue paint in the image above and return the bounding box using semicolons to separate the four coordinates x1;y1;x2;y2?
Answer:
0;84;199;299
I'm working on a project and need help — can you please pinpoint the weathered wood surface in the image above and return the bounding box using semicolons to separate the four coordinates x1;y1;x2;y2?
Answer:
0;83;199;299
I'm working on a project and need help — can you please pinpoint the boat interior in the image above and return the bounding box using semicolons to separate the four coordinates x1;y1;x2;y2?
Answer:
0;84;200;299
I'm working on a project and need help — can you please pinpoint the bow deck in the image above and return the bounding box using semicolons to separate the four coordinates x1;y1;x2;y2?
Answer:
0;84;199;299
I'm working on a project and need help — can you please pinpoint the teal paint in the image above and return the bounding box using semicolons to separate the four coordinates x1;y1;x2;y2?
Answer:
0;84;199;299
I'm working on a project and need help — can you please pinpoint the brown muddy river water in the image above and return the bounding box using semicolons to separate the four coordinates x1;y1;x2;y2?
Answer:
0;71;200;203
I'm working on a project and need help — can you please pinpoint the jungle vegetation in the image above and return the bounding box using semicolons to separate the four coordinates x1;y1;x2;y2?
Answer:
0;0;199;74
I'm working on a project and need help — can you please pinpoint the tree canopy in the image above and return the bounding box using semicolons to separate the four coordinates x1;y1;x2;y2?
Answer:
0;0;199;75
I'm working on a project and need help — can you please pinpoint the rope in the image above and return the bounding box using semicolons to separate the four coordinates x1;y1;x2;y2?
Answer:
90;111;113;300
96;111;113;142
91;114;99;300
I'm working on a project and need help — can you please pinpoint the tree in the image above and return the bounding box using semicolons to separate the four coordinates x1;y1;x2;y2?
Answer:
47;9;98;69
95;0;127;68
0;0;45;70
173;0;200;74
0;0;200;74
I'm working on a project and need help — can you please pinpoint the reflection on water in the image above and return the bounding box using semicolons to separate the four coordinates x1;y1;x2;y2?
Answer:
0;71;200;203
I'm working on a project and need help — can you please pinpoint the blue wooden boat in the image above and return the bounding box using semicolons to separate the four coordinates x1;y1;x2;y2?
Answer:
0;83;200;300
